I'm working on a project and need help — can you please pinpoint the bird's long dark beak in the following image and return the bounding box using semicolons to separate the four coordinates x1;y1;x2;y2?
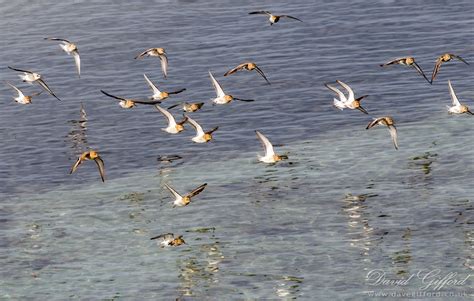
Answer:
467;109;474;115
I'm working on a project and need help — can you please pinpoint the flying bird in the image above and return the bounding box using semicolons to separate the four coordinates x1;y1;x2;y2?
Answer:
255;130;288;163
44;37;81;77
150;233;185;248
5;81;41;104
324;82;349;110
431;53;469;83
168;102;204;113
70;150;106;182
249;11;303;25
366;116;399;150
224;62;270;84
186;115;218;143
100;90;162;109
164;183;207;207
8;66;61;101
143;74;185;101
209;71;254;104
155;105;188;134
325;80;369;114
447;80;473;115
135;48;168;78
380;56;430;84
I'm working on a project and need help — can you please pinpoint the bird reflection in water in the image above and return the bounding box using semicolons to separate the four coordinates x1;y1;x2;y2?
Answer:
66;102;88;156
157;154;183;177
409;151;437;176
391;227;413;276
452;200;473;271
341;193;379;259
273;275;303;299
175;229;223;298
249;167;298;205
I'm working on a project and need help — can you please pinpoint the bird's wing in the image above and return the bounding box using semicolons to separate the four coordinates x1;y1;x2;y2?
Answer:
143;74;161;95
380;58;404;66
254;65;271;84
188;183;207;198
223;63;247;76
206;126;219;135
168;88;186;95
325;83;347;102
164;183;182;199
388;125;399;150
185;115;204;136
194;102;204;109
336;80;354;102
450;54;469;65
448;80;461;107
209;71;225;97
134;48;152;59
431;57;443;83
8;66;33;74
160;54;168;78
5;81;25;98
333;98;346;110
255;130;275;158
249;11;272;16
356;105;369;114
150;233;174;240
45;37;72;43
72;50;81;77
411;62;430;83
233;97;255;102
69;157;83;174
155;105;177;126
101;90;126;101
177;115;188;125
37;78;61;101
281;15;303;22
94;156;106;182
167;103;181;110
132;99;162;105
366;117;382;130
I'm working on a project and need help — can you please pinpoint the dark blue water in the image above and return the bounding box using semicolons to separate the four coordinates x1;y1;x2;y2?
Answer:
0;0;472;300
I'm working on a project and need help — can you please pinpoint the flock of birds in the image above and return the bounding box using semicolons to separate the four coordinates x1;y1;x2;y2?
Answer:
4;10;472;248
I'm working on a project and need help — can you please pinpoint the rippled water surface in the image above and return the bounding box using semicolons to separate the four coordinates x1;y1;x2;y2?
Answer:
0;0;473;300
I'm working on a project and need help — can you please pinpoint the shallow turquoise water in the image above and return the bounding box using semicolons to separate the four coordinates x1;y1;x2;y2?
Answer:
0;0;473;300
